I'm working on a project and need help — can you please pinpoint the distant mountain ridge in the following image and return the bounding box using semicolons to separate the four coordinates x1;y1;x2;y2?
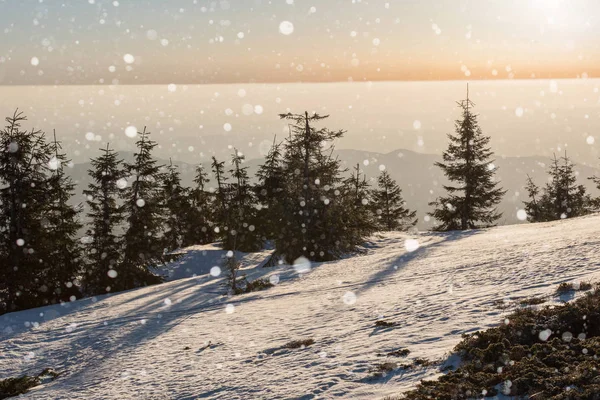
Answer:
66;148;600;229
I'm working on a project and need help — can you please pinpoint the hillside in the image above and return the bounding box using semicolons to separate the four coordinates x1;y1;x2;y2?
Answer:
2;215;600;399
67;148;600;229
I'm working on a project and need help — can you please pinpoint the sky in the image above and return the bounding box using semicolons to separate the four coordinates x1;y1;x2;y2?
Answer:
2;79;599;166
0;0;599;85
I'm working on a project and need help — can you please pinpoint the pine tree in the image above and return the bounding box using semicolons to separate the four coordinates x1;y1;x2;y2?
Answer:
82;144;125;295
523;174;544;222
0;110;53;313
557;152;589;218
161;160;194;251
276;111;369;262
119;127;164;290
227;149;261;252
223;252;244;295
341;164;378;244
187;164;214;245
428;86;506;231
255;137;285;242
372;170;417;231
42;131;83;303
525;153;589;222
589;159;600;211
546;154;564;220
211;156;229;240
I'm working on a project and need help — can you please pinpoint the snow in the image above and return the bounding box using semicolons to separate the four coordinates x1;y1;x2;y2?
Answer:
124;126;137;138
157;243;274;281
279;21;294;36
3;215;600;398
123;54;135;64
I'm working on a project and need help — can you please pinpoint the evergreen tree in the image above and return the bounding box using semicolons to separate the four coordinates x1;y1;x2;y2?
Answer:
372;170;417;231
525;153;589;222
309;143;348;258
275;111;370;262
227;149;261;251
211;156;229;240
341;164;378;243
589;160;600;211
0;111;53;313
557;152;589;218
523;174;543;222
42;131;83;303
546;154;564;220
119;127;164;290
223;252;244;294
161;160;194;251
428;86;506;231
187;163;214;245
255;137;285;242
82;144;125;295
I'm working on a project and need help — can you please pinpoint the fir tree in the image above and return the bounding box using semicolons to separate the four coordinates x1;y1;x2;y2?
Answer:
0;111;53;313
276;111;369;262
372;170;417;231
211;156;229;240
119;127;164;290
525;153;589;222
187;163;214;245
546;154;564;220
161;160;194;251
223;252;244;295
227;149;261;252
557;152;589;218
341;164;378;244
42;131;83;303
255;137;285;242
523;174;543;222
428;86;506;231
82;144;125;294
589;159;600;211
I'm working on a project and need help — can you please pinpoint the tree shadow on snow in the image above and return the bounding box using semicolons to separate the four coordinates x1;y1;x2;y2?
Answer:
354;229;482;296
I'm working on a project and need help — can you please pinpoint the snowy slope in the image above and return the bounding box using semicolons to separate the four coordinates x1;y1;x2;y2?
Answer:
2;215;600;399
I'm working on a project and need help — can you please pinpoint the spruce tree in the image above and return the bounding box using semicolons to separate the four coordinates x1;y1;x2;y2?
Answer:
161;160;194;251
255;137;285;242
120;127;164;290
0;111;53;313
310;143;348;258
223;252;244;295
525;153;589;222
557;152;589;218
589;160;600;211
341;164;378;244
42;131;83;303
523;174;544;222
428;87;506;231
211;156;229;240
227;149;261;252
187;164;214;245
372;170;417;231
276;111;369;262
83;144;125;295
546;154;564;220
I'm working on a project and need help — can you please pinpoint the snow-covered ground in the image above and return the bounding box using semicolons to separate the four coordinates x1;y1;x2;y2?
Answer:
2;215;600;399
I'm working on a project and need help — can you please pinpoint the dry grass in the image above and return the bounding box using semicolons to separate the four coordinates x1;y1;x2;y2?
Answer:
374;320;396;328
283;338;315;349
519;296;545;306
556;281;593;295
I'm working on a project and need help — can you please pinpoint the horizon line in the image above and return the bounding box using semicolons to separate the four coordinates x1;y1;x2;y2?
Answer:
0;76;597;88
71;147;597;168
